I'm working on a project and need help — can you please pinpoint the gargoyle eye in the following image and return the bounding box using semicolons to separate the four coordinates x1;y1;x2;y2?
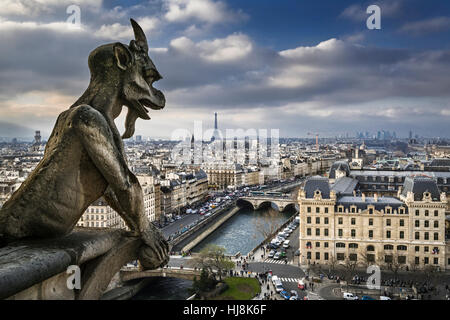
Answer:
143;67;161;80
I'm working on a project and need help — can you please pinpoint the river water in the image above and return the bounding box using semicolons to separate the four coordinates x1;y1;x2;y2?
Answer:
133;205;296;300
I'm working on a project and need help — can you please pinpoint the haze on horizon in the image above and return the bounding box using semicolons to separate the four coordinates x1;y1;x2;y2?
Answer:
1;0;450;139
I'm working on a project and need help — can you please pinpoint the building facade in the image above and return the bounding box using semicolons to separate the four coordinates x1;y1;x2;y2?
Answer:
298;176;448;270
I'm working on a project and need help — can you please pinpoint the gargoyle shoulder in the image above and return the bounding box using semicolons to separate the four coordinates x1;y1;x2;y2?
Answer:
69;104;110;134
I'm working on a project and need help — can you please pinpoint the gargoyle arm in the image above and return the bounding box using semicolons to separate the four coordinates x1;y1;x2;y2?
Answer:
72;105;149;234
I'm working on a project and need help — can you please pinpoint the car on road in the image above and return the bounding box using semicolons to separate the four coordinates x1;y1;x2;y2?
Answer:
361;296;375;300
343;292;359;300
297;279;305;290
273;252;282;260
268;250;276;258
280;290;291;300
283;240;290;248
379;296;391;300
279;251;286;258
289;290;299;300
274;280;284;293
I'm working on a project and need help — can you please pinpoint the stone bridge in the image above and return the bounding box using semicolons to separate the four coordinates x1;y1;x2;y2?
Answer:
121;267;201;282
237;196;298;212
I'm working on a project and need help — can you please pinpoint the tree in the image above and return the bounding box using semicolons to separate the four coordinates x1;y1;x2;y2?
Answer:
342;256;358;289
327;254;338;274
252;207;281;241
188;244;235;281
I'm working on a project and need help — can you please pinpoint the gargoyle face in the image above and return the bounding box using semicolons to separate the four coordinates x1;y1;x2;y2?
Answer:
113;19;166;138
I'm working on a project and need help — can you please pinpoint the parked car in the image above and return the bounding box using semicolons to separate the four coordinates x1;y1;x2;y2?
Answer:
343;292;359;300
297;279;305;290
379;296;391;300
283;240;290;248
273;252;282;260
294;249;300;256
280;290;291;300
268;250;276;258
361;296;375;300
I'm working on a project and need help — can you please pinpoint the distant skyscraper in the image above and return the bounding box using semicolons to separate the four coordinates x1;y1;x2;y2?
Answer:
136;135;142;142
34;131;41;144
409;130;413;140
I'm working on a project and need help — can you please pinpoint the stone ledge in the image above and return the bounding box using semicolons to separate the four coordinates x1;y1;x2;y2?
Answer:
0;228;133;299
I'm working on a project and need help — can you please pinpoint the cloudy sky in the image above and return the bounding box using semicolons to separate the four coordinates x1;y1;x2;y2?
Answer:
1;0;450;139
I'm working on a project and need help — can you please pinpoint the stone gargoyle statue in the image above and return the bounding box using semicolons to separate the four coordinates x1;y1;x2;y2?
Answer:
0;19;169;270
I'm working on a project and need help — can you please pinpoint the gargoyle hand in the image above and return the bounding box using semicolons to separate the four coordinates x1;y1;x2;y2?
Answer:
138;223;170;269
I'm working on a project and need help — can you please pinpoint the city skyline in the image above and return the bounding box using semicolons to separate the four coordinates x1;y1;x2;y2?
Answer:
1;0;450;139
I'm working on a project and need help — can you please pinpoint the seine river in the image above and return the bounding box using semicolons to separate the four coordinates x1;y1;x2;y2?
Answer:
134;205;295;300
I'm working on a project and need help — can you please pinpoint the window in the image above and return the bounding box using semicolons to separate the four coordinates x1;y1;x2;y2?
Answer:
386;208;391;214
307;207;311;213
424;246;429;253
316;228;320;236
349;253;357;261
397;245;407;251
316;207;320;213
307;252;311;259
316;217;320;224
415;220;420;228
434;258;439;265
349;243;358;249
369;208;373;215
324;229;329;236
324;242;329;248
351;218;356;225
316;242;320;248
316;252;320;260
367;254;375;262
424;220;429;228
384;244;393;250
400;231;404;239
338;229;343;237
415;246;420;252
386;230;391;239
415;257;420;265
307;217;311;224
337;253;345;261
351;207;356;213
336;242;346;248
385;255;393;263
307;228;311;236
434;221;439;228
324;252;329;260
424;232;429;240
434;233;439;241
351;229;356;238
338;217;343;224
369;219;373;226
400;219;404;227
415;232;420;240
386;219;391;226
424;257;429;265
325;207;329;214
398;256;406;264
415;210;419;216
369;230;373;238
425;210;429;217
324;217;329;224
367;245;375;252
434;210;439;217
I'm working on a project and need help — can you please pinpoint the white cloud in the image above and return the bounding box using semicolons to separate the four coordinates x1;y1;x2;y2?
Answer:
95;16;159;40
164;0;246;24
400;16;450;35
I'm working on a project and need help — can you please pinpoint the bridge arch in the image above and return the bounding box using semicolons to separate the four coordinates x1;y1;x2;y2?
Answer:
282;203;298;212
236;198;255;210
256;201;280;211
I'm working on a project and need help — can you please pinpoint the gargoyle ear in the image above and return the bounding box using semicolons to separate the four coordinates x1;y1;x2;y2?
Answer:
113;43;133;71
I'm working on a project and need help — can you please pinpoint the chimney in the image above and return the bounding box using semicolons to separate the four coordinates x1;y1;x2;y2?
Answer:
361;193;366;202
374;193;378;202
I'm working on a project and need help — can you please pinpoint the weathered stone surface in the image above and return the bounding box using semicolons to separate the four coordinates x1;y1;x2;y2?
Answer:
0;18;169;273
0;228;131;299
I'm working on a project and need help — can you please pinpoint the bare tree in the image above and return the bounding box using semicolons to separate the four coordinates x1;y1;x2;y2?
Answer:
188;244;235;281
252;207;282;241
327;254;338;275
342;257;358;289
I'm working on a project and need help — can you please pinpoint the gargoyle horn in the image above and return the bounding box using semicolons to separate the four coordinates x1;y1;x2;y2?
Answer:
130;18;148;52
